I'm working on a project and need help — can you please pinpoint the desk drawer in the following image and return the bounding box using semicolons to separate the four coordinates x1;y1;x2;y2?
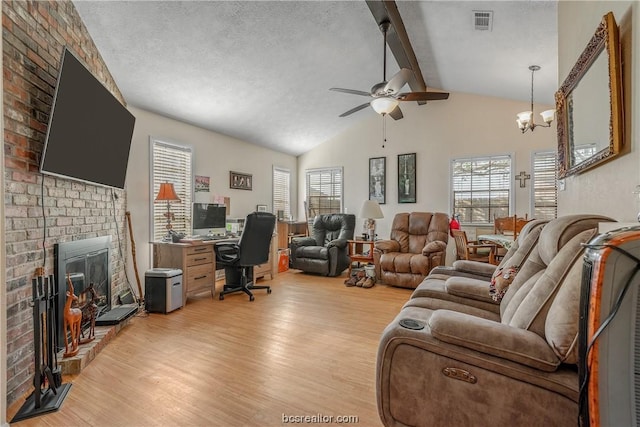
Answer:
186;245;212;256
187;264;214;287
186;251;213;267
254;263;269;275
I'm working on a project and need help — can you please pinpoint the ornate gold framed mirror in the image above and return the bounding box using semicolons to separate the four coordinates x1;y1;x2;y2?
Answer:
556;12;624;178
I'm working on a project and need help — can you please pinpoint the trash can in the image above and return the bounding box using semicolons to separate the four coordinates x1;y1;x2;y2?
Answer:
145;268;183;314
278;249;290;272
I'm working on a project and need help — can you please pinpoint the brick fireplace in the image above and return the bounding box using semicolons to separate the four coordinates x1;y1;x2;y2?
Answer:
54;236;112;352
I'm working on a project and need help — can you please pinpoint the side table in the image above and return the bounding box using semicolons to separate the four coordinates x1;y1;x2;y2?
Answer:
347;240;375;276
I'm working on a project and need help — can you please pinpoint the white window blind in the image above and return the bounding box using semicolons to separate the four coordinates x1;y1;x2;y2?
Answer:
273;166;291;219
306;167;343;217
451;155;512;224
151;139;193;241
532;150;558;220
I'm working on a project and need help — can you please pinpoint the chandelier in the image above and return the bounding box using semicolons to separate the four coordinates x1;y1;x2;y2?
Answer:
516;65;555;133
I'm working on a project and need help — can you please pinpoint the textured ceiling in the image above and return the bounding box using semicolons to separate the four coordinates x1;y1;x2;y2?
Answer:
73;1;558;157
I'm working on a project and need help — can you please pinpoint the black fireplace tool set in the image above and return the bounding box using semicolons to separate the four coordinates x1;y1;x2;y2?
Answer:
12;274;71;422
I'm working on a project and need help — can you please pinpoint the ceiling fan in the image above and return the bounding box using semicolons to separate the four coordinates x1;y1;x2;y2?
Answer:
330;21;449;120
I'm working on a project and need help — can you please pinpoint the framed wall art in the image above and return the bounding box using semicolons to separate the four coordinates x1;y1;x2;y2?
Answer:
368;157;386;204
398;153;416;203
256;204;268;212
229;171;252;190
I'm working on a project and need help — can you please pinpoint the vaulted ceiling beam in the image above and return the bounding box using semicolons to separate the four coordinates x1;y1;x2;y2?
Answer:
366;0;427;104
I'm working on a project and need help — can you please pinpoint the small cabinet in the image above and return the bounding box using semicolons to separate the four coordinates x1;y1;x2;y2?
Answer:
153;242;215;306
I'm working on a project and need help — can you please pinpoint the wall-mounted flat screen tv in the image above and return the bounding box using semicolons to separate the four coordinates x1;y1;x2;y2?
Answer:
40;48;136;189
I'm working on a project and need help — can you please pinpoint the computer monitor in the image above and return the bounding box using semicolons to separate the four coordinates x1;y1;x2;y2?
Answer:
192;203;227;236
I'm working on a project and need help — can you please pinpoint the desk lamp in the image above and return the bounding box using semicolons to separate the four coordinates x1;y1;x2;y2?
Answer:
360;200;384;241
155;182;181;241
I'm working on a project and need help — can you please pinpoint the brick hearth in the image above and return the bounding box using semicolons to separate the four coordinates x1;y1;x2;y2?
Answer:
58;317;134;375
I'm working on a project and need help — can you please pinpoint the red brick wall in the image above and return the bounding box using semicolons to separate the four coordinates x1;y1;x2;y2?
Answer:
3;1;130;405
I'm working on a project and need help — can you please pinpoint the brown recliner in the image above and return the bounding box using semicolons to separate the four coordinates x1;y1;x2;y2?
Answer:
374;212;449;289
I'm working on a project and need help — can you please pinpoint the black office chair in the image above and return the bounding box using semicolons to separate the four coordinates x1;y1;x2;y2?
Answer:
214;212;276;301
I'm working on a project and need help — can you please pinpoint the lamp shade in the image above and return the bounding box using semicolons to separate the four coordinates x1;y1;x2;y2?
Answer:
540;109;556;124
155;182;181;202
370;97;399;115
516;111;532;125
360;200;384;219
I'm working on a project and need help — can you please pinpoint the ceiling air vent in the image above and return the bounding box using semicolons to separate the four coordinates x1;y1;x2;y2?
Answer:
473;10;493;31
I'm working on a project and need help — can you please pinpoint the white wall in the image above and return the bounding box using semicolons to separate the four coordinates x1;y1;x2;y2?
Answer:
298;90;555;263
557;2;639;221
125;107;297;291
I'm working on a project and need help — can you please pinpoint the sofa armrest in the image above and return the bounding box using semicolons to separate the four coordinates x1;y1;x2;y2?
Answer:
328;238;348;249
444;277;497;304
451;260;497;278
290;236;317;247
374;239;400;253
422;240;447;255
429;310;559;372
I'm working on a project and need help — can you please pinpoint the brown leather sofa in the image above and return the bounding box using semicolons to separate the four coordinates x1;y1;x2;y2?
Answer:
376;215;615;427
374;212;449;289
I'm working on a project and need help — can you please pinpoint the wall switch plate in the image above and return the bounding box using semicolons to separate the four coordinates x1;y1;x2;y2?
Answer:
557;179;566;191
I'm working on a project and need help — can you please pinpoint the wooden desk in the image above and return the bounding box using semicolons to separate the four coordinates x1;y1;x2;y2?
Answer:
152;237;277;305
347;240;375;276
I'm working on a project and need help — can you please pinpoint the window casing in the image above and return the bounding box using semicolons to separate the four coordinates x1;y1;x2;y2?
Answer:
273;166;291;220
306;167;343;217
150;138;193;240
451;155;512;224
531;150;558;220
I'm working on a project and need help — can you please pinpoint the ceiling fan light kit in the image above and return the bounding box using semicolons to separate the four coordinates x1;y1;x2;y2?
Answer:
371;97;399;114
330;20;449;121
516;65;555;133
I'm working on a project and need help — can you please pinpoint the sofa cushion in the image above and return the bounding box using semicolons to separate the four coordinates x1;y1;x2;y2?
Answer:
380;252;431;276
503;230;597;339
295;245;328;260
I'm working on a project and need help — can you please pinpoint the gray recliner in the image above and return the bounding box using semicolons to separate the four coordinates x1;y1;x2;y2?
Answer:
290;214;355;277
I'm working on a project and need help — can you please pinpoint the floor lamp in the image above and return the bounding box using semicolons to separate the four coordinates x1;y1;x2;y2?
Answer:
155;182;181;241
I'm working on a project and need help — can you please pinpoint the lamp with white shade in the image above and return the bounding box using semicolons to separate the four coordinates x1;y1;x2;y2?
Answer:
360;200;384;241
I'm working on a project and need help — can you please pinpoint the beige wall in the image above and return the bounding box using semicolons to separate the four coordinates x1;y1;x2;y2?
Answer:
298;91;555;263
125;107;297;285
557;1;639;221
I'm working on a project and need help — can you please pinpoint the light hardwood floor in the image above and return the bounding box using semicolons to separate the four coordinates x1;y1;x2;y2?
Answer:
8;271;412;426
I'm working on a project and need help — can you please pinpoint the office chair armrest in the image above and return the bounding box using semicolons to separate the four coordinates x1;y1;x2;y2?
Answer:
214;242;239;262
327;238;348;249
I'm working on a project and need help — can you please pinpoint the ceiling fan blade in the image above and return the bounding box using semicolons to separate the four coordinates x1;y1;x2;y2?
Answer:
397;91;450;102
384;68;412;94
388;105;403;120
339;102;371;117
330;88;372;97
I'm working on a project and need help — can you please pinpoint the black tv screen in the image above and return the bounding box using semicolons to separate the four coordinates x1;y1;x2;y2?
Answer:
40;48;135;189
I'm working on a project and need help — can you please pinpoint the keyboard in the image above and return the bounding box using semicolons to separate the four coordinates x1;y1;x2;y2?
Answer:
201;235;228;241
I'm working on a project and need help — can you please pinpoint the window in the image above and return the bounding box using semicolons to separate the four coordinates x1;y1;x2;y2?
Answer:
306;167;343;217
531;150;558;220
150;138;193;240
273;166;291;220
451;155;512;224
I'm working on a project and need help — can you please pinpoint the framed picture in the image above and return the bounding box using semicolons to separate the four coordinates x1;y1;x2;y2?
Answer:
398;153;416;203
369;157;386;204
256;204;268;212
194;175;210;192
230;171;252;190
